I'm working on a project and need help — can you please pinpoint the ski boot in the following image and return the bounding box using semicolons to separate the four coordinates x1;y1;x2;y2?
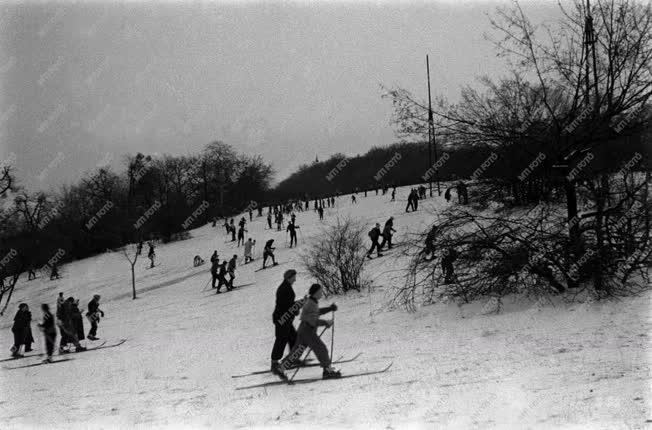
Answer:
75;346;87;352
42;357;53;364
323;366;341;379
271;361;288;380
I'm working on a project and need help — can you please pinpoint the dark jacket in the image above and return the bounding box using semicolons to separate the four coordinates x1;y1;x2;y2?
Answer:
39;311;57;335
71;302;85;340
272;280;300;325
369;227;381;241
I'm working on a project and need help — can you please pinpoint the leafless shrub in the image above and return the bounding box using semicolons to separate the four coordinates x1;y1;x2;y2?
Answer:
301;216;369;296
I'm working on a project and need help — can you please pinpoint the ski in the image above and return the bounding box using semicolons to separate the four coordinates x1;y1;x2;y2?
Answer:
254;262;286;272
235;362;392;390
231;353;362;378
60;339;126;354
4;358;75;370
0;352;43;363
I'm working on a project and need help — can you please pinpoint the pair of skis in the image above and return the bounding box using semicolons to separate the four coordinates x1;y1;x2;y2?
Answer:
3;339;127;370
233;353;393;390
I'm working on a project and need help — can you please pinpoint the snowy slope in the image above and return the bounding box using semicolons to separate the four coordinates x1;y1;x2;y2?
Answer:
0;186;649;429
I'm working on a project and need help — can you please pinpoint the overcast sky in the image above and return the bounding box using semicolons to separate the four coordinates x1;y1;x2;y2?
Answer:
0;0;562;192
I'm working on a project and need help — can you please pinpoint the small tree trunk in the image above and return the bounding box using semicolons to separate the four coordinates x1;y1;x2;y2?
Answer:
131;263;137;299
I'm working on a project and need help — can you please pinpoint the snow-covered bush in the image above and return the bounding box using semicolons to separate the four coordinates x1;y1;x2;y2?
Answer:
301;216;369;295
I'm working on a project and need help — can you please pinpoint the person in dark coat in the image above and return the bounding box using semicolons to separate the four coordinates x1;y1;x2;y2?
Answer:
287;221;299;248
215;261;230;293
38;304;57;362
379;217;396;251
57;297;85;352
271;269;302;375
442;247;459;284
366;223;383;259
10;303;33;357
70;299;85;341
262;239;278;269
86;294;104;340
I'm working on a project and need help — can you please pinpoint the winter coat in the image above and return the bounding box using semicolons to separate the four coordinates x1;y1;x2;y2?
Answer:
299;296;332;329
71;303;85;340
39;311;57;336
12;309;33;345
272;280;299;325
369;227;381;242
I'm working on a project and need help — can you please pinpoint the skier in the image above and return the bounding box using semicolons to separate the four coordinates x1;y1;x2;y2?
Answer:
10;303;33;358
248;208;253;222
267;211;272;229
50;263;60;280
366;223;383;259
244;238;256;264
276;212;284;231
457;181;468;204
379;217;396;251
237;225;247;247
215;261;230;293
391;187;396;201
70;299;85;343
230;219;236;241
86;295;104;340
287;220;299;248
318;205;324;221
210;252;220;289
421;225;437;260
38;304;57;363
136;239;143;255
227;255;238;288
444;187;452;202
56;292;65;312
278;283;340;379
351;194;357;204
57;298;85;352
27;265;36;280
271;269;301;376
442;247;459;283
148;242;156;268
262;239;278;269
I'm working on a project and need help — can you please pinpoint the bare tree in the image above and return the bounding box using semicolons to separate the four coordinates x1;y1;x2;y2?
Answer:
122;245;140;300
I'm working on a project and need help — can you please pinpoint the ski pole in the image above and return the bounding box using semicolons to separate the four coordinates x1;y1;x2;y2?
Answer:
287;326;329;382
330;310;335;363
201;275;212;292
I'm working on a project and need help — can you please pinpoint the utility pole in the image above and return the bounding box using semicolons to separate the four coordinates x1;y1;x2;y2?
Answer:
426;55;441;197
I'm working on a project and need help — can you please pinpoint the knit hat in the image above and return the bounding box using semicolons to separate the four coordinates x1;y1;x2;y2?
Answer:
283;269;297;280
308;283;322;296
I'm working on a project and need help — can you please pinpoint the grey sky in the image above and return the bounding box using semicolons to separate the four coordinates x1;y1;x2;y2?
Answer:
0;1;562;192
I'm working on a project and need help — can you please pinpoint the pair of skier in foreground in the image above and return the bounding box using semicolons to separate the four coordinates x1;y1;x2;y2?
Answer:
271;269;341;380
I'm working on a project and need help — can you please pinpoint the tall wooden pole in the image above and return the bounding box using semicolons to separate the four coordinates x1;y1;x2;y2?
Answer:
426;55;440;196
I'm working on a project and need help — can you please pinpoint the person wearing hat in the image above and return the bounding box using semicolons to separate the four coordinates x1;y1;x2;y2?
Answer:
278;283;340;379
270;269;302;375
38;304;57;363
10;303;33;358
86;294;104;340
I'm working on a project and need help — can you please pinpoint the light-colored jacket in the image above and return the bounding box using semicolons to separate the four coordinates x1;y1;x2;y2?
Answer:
299;296;329;328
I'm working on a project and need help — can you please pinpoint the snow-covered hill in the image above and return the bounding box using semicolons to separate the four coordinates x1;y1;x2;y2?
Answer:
0;186;649;429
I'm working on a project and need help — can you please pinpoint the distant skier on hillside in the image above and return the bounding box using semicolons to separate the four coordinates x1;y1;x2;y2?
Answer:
367;223;383;259
420;225;437;261
215;261;231;293
237;225;247;247
210;251;220;289
230;219;236;241
379;217;396;251
37;304;56;363
50;263;60;280
271;269;301;376
10;303;33;358
86;295;104;340
227;255;238;288
244;238;256;264
262;239;278;269
351;194;357;204
391;187;396;201
318;206;324;220
267;211;272;229
277;283;340;380
287;220;299;248
147;242;156;268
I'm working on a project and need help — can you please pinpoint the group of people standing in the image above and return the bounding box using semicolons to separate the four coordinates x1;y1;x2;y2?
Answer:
10;293;105;363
